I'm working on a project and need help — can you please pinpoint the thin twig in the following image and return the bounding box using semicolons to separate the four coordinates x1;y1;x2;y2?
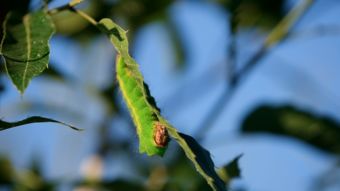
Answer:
70;8;98;26
48;0;97;26
227;6;238;86
236;0;314;83
47;0;83;15
195;0;314;140
228;31;237;86
264;0;314;47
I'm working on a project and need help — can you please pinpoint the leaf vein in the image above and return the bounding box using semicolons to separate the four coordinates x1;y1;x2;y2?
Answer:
22;14;31;92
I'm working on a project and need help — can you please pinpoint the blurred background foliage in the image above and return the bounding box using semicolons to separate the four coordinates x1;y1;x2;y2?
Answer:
1;0;340;190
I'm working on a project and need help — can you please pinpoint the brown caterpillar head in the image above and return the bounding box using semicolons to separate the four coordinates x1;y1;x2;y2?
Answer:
153;122;169;148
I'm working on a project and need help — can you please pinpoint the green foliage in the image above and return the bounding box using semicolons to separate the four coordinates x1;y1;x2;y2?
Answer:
0;11;55;94
165;131;226;191
116;55;168;156
0;116;81;131
0;4;229;190
242;105;340;154
0;0;330;190
98;18;226;190
98;19;168;156
162;151;213;191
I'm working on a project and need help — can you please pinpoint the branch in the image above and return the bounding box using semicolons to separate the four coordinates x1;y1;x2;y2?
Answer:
47;0;83;15
235;0;314;84
195;0;314;140
48;0;97;26
70;8;98;26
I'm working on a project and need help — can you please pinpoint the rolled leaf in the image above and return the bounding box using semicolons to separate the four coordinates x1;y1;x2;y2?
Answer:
97;18;226;191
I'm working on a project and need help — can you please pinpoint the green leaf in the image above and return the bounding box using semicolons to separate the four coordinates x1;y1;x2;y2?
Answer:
242;105;340;154
164;127;227;191
0;116;81;131
164;151;212;191
0;11;55;94
97;18;226;191
217;154;242;185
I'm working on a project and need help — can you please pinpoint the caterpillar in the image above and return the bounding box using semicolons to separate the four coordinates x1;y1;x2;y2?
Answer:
116;55;169;156
98;18;226;191
98;18;169;156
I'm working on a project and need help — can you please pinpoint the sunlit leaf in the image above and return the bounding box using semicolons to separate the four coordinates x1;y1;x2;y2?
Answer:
0;11;55;94
97;18;226;191
242;105;340;154
98;18;167;157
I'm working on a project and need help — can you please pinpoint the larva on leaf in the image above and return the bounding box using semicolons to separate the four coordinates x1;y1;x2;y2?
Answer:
97;18;226;191
116;55;169;156
98;18;169;156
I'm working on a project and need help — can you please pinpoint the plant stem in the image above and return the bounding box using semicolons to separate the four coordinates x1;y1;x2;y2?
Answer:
70;8;97;25
48;0;97;26
47;0;83;15
264;0;314;47
235;0;313;85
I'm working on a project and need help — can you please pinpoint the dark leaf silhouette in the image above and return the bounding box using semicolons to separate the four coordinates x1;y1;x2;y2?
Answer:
242;105;340;154
218;154;243;185
0;116;81;131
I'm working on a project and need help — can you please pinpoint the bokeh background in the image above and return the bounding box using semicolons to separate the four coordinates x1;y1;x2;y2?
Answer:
1;0;340;190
